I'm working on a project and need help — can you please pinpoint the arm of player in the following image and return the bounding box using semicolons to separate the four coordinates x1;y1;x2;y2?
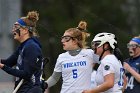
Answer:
45;71;61;88
0;49;19;67
82;73;114;93
124;62;140;82
0;45;42;80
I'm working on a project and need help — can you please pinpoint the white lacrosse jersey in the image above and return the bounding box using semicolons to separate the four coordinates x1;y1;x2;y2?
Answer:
54;49;99;93
95;55;123;93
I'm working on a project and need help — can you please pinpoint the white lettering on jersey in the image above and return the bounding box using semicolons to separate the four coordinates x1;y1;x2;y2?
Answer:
126;76;134;89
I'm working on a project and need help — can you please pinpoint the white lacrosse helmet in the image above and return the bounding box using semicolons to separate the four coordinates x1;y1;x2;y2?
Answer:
92;32;117;49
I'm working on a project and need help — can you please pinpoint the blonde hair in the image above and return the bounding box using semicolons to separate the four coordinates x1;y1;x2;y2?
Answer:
65;21;90;48
21;11;39;37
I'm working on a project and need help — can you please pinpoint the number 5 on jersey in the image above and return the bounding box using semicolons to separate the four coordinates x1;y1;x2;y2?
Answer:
72;69;78;78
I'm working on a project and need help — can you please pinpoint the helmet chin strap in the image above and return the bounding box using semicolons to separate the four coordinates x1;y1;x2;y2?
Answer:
94;48;97;54
99;44;110;61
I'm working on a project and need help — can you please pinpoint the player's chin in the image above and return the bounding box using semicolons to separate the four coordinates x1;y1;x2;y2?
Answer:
13;36;17;39
63;47;67;50
63;46;68;51
13;36;19;41
129;52;134;57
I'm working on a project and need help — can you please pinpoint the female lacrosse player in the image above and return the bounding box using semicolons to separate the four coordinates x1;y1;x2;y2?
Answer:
83;32;127;93
124;35;140;93
44;21;99;93
0;11;43;93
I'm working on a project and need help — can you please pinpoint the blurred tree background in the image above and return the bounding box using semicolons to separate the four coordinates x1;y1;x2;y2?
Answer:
21;0;139;92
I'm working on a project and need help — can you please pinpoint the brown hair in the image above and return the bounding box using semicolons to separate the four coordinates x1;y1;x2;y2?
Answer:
21;11;39;37
65;21;90;48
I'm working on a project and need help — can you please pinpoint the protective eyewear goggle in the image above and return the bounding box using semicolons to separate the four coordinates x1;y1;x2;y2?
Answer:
12;24;21;30
61;35;74;42
91;41;101;49
127;43;140;48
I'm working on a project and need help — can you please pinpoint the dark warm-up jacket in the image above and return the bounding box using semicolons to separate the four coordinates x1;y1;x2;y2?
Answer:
1;37;43;91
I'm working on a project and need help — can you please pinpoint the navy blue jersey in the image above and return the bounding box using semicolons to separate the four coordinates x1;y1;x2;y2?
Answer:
124;56;140;93
1;37;43;91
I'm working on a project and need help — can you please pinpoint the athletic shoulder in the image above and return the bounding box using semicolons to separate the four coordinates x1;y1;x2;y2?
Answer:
57;52;70;61
81;49;99;63
25;39;41;50
102;55;118;65
80;48;94;55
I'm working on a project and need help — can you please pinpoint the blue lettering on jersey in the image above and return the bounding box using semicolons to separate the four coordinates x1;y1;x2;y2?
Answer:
63;61;86;68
